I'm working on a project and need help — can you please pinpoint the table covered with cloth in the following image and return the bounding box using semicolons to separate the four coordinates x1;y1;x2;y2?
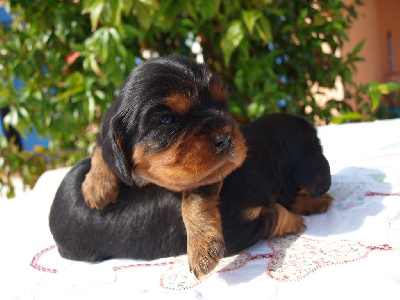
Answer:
1;118;400;299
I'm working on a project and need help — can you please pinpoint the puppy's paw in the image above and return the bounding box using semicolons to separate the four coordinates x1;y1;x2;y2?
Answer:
270;204;307;237
288;213;307;234
82;148;120;210
290;191;334;216
187;229;225;279
82;172;119;210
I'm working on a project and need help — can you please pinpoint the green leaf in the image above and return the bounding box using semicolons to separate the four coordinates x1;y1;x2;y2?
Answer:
264;7;284;16
136;2;153;30
220;20;244;65
110;0;123;26
89;54;102;75
255;16;273;44
247;101;266;118
227;20;245;48
58;86;84;102
121;24;142;38
380;82;400;93
122;0;134;15
139;0;159;10
234;69;245;93
100;28;110;62
370;92;380;111
196;0;220;20
242;10;262;35
90;1;105;30
0;98;9;109
180;1;196;18
299;8;308;23
88;95;95;121
332;112;362;123
352;39;365;56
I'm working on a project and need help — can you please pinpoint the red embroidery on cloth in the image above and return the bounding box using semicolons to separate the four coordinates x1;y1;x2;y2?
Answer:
365;191;400;197
31;237;394;289
113;260;175;271
266;236;394;282
30;245;176;274
159;251;272;290
30;245;58;273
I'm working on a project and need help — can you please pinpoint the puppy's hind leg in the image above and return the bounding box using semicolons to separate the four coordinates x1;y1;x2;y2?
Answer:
269;204;307;238
82;147;120;210
289;189;333;216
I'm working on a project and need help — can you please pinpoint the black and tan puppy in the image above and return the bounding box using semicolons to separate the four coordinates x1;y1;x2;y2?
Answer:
49;55;332;278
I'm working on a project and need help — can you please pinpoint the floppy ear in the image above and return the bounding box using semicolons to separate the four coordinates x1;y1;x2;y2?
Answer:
292;149;331;198
102;129;134;187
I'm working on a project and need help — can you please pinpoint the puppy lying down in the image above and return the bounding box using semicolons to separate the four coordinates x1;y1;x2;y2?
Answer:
49;55;332;278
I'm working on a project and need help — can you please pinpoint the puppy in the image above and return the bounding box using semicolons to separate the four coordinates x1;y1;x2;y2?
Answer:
50;55;332;278
57;54;247;278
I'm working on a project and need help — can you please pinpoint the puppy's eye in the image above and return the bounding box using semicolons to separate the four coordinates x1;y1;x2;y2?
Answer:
160;114;176;125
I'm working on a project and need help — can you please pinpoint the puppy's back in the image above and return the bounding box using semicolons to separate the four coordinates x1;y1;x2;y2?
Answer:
49;157;187;261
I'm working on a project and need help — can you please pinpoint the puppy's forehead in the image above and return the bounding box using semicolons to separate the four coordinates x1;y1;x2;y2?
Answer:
164;77;227;115
138;56;228;114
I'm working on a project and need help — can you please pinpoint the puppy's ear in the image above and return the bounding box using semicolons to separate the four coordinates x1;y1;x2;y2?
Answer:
293;150;331;198
102;130;134;187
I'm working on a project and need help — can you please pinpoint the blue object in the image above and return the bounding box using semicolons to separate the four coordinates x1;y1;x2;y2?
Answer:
0;111;6;136
0;7;12;27
21;128;49;152
135;57;142;65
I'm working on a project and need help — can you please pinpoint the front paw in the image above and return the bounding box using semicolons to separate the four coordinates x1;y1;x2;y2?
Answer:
82;172;119;210
187;230;225;279
81;147;121;210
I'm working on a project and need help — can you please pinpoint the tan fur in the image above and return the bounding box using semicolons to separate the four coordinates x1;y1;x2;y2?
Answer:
132;126;247;191
290;189;334;215
208;75;227;102
242;206;269;221
182;182;224;278
165;93;192;115
269;204;306;237
82;147;120;210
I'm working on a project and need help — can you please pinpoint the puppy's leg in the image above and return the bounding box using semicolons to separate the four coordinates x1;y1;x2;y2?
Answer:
182;182;225;279
289;189;333;216
269;204;307;237
82;147;120;210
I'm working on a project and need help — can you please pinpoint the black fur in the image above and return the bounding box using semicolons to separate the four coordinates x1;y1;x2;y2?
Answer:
50;113;331;261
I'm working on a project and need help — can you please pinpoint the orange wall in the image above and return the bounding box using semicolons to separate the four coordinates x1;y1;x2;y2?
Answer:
342;0;381;85
376;0;400;81
343;0;400;85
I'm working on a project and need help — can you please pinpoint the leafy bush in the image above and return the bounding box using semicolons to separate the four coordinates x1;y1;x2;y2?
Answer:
1;0;396;196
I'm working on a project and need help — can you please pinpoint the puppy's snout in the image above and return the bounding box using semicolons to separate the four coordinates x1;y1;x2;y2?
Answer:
213;133;233;153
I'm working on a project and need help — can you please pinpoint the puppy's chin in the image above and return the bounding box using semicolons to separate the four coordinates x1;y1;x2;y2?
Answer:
132;128;247;191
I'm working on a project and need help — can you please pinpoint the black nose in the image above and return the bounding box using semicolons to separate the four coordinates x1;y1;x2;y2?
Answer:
213;133;233;153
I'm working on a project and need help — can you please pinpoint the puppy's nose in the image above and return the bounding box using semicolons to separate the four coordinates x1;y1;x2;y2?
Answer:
213;133;233;153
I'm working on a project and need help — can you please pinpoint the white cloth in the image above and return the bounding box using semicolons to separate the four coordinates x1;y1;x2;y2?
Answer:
2;118;400;300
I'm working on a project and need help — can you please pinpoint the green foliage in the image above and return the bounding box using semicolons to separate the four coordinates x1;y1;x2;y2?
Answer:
0;0;392;197
332;81;400;123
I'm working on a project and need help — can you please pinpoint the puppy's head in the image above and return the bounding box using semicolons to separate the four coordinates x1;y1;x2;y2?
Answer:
102;55;247;191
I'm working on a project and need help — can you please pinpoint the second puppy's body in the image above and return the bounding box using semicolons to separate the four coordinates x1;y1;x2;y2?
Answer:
50;113;332;262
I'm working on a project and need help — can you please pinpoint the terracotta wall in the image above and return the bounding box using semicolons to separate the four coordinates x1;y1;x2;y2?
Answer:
376;0;400;82
343;0;400;85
